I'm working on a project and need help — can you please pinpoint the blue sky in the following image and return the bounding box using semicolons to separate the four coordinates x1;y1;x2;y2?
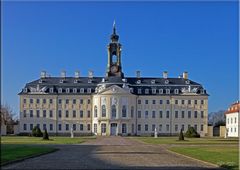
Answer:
2;1;239;116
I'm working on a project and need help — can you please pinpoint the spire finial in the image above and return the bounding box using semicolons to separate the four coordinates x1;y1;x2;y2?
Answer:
113;20;116;34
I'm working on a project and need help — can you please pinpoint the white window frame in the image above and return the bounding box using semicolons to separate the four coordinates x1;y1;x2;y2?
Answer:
166;89;170;94
73;88;77;93
174;89;179;94
58;88;62;93
80;88;84;93
159;89;163;94
66;88;70;93
87;88;91;93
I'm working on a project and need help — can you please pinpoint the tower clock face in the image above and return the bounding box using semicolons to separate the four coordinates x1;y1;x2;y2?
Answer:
111;65;118;73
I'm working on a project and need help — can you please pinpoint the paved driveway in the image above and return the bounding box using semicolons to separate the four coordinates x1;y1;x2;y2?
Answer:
2;136;223;170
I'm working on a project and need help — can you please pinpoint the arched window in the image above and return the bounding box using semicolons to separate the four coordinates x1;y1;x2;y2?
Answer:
131;106;134;118
122;105;127;118
111;105;116;118
94;106;97;118
102;105;106;117
112;55;117;63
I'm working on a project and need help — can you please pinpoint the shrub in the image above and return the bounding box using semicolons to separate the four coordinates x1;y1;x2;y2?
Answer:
179;129;184;140
185;127;200;138
43;129;49;140
32;126;43;137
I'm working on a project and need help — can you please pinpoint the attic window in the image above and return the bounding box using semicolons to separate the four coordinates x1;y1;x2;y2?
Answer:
137;80;141;84
152;89;156;94
39;79;42;83
58;88;62;93
80;88;84;93
87;88;91;93
130;88;133;93
66;88;70;93
159;89;163;94
73;88;77;93
166;89;170;94
145;89;149;94
185;80;190;84
138;89;142;94
50;88;54;93
74;79;78;83
151;80;155;84
122;78;127;82
88;79;92;83
165;80;169;84
60;79;64;83
23;88;28;93
174;89;179;94
200;89;204;94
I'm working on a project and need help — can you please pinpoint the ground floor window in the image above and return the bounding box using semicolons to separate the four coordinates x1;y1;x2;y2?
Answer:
122;123;127;133
159;124;162;131
30;124;33;130
145;124;148;131
80;124;83;131
201;124;203;131
138;124;141;131
73;124;76;131
23;124;27;131
132;124;134;133
101;123;106;133
152;124;155;131
87;124;91;131
166;124;169;131
50;124;53;131
65;124;69;131
94;124;97;133
58;124;62;131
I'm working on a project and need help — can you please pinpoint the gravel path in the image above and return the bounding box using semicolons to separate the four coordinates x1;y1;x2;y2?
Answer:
2;136;223;170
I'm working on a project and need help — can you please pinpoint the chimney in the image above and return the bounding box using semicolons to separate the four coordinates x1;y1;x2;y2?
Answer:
61;70;66;78
163;71;168;79
183;71;188;79
40;71;46;79
136;70;141;78
88;70;93;78
75;71;80;78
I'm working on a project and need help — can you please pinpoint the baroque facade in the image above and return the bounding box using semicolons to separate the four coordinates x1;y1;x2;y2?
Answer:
19;24;209;136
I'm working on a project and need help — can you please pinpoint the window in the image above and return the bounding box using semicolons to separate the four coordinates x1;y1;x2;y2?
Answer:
87;124;91;131
194;111;198;118
159;124;162;131
145;111;148;118
58;99;62;104
66;124;69;131
201;100;204;105
101;123;106;133
145;89;149;94
49;99;53;104
30;110;33;117
174;89;179;94
94;124;97;133
23;98;26;104
166;124;169;131
152;111;156;118
235;117;237;124
138;100;141;104
201;111;204;118
181;124;184;131
231;118;233;124
145;124;148;131
66;88;70;93
73;88;77;93
80;88;84;93
122;105;127;118
87;99;91;104
145;100;148;104
160;100;163;104
152;124;156;131
43;110;46;117
87;110;91;118
73;99;76;104
43;124;47;130
181;111;185;118
175;111;178;118
36;99;40;104
80;124;84;131
138;111;141;118
175;100;178;105
73;110;76;118
65;111;69;118
138;124;141;131
122;123;127;133
131;106;134;118
50;88;54;93
30;99;33;104
23;110;27;117
110;105;116;119
36;110;40;118
152;89;156;94
37;124;40;128
188;111;191;118
152;100;156;104
58;88;62;93
49;110;53;117
58;124;62;131
166;111;170;118
159;89;163;94
94;106;97;117
159;111;163;118
58;110;62;118
166;89;170;94
24;124;27;130
102;105;106;117
181;100;185;105
194;124;197;131
138;89;142;94
73;124;76;131
87;88;91;93
80;99;83;104
201;124;204;131
43;99;46;104
188;124;191;129
175;124;178;132
194;100;198;105
30;124;33;130
66;99;69;104
50;124;53;131
80;110;84;118
166;100;170;104
188;100;191;105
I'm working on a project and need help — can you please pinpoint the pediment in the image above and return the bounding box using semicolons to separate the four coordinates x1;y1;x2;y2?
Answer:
98;85;132;95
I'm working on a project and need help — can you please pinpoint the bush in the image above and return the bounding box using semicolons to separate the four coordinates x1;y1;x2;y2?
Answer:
32;126;43;137
43;129;49;140
185;127;200;138
179;129;184;141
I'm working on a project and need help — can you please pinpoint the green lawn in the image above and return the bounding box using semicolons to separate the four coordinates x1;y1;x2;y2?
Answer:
1;144;57;165
1;136;96;144
170;146;239;170
130;136;239;145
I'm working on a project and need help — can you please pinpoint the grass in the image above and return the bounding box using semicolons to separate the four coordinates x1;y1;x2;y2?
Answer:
130;136;239;145
1;144;57;165
1;136;96;145
169;146;239;170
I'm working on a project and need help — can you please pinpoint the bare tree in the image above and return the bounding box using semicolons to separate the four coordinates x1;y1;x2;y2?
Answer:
0;104;17;134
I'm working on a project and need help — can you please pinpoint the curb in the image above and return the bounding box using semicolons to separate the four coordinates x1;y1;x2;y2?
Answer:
1;148;59;167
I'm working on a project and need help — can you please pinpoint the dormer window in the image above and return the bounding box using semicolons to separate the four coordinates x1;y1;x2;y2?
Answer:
87;88;91;93
166;89;170;94
73;88;77;93
50;88;54;93
58;88;62;93
80;88;84;93
74;79;78;83
39;79;42;83
200;89;204;94
88;79;92;83
185;80;190;84
137;80;141;84
165;80;169;84
122;78;127;82
174;89;179;94
151;80;155;84
130;88;133;93
152;89;156;94
60;79;64;83
138;89;142;94
66;88;70;93
159;89;163;94
23;88;28;93
145;89;149;94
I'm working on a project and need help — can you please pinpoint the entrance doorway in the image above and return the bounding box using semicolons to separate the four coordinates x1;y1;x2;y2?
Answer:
110;123;118;136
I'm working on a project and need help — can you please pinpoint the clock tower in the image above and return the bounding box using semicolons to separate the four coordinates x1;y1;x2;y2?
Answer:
106;21;124;78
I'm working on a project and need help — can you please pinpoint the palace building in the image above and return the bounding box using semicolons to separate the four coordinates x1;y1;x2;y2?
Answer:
19;24;209;136
225;101;239;137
